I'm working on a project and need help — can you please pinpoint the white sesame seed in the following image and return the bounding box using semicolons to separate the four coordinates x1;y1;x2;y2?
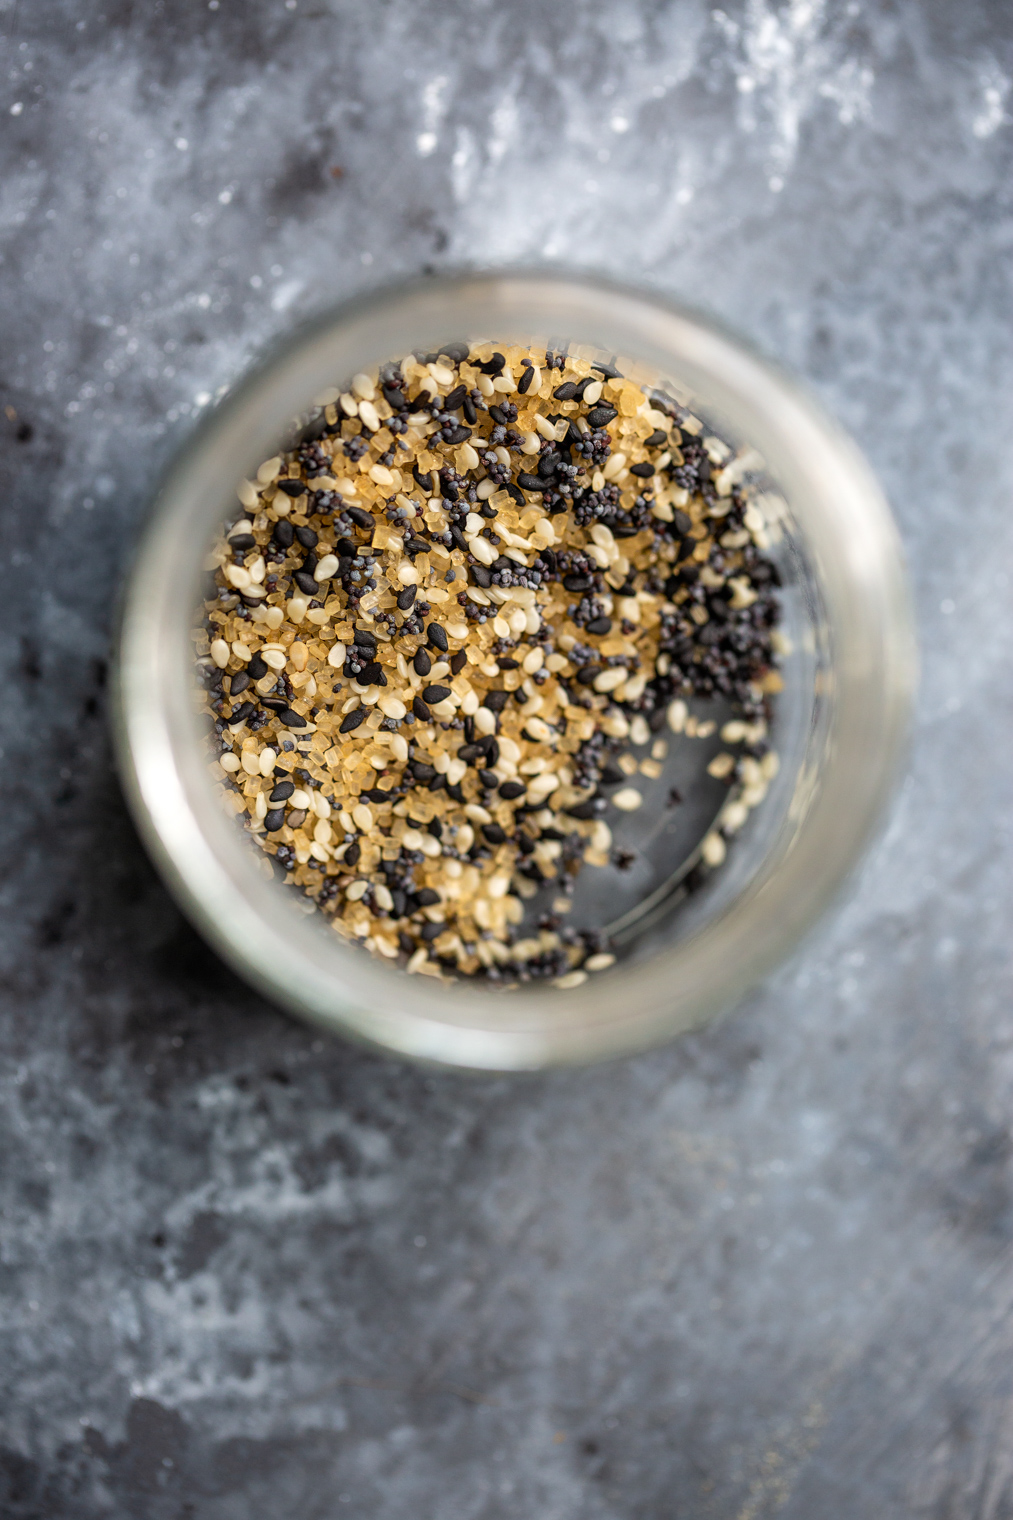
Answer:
351;373;375;400
555;970;588;990
701;832;726;866
468;536;497;566
585;953;615;972
667;699;688;733
210;638;230;668
611;787;643;812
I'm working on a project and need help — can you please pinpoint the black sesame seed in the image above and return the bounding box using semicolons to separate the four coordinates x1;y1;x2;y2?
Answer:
462;395;477;424
438;341;470;364
422;684;451;704
339;708;367;733
347;506;374;531
450;650;467;675
478;768;499;789
229;701;256;723
630;461;654;478
443;384;467;410
272;520;295;548
228;532;256;549
247;654;267;680
397;584;418;611
553;381;578;401
483;823;507;845
645;430;668;447
585;617;612;636
499;780;526;800
354;630;377;652
409;761;435;783
443;425;472;446
276;479;305;497
517;471;548;493
427;818;443;839
471;565;491;589
413;647;432;677
586;405;618;427
294;570;318;595
414;886;440;907
264;808;286;832
563;574;593;593
427;623;448;652
229;670;250;695
412;696;431;721
278;708;307;728
344;842;361;866
576;665;600;685
517;365;535;394
294;524;319;548
359;661;383;686
269;780;295;802
484;690;508;711
337;537;358;558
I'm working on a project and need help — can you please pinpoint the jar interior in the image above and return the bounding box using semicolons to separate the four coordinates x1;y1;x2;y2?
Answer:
191;331;823;989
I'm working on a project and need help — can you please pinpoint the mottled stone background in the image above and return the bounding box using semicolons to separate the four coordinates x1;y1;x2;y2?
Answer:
2;1;1012;1516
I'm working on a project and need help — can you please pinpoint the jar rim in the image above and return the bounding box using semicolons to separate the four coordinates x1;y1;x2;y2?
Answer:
114;269;916;1068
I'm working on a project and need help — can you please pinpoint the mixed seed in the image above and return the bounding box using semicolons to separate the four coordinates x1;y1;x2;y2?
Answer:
194;344;785;986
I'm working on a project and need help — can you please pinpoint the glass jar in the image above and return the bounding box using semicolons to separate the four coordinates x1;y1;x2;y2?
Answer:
113;272;916;1068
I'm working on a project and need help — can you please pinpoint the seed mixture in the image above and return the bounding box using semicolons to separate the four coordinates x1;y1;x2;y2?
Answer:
194;344;785;986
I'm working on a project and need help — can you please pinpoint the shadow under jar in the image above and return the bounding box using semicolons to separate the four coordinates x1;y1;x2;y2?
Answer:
114;272;915;1070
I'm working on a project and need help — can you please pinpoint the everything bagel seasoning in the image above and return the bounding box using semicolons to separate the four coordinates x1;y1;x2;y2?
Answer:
194;344;783;985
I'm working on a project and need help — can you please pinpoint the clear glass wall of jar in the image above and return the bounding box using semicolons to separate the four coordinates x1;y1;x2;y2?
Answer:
114;273;916;1068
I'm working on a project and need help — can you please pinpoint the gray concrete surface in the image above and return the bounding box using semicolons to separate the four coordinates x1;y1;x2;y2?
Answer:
2;1;1012;1515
